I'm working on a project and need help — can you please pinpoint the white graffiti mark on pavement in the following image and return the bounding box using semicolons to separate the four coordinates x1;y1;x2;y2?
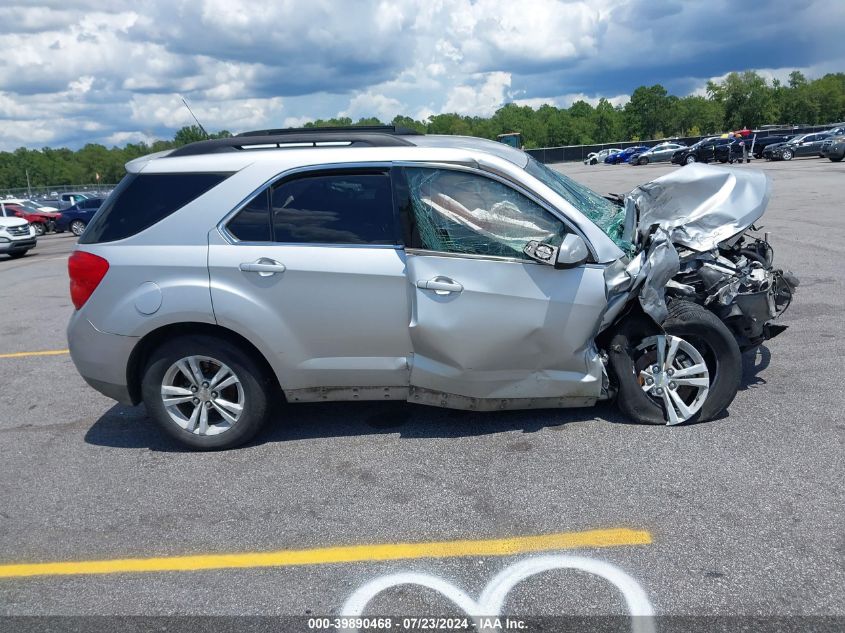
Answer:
341;555;655;633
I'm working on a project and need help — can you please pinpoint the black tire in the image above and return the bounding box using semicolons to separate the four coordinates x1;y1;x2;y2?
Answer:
608;301;741;425
781;149;793;161
32;223;45;236
141;334;273;450
8;251;28;259
830;155;843;162
685;155;696;165
640;157;649;166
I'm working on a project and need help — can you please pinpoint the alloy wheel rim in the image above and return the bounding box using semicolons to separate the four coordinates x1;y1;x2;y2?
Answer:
161;355;244;435
71;221;85;236
635;334;710;425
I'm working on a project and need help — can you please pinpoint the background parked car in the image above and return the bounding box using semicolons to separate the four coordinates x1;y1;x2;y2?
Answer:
40;192;95;210
0;210;36;259
672;137;733;165
762;132;832;160
3;198;59;213
0;202;60;235
746;135;793;159
605;145;649;164
820;133;845;162
629;142;686;165
55;198;103;236
584;148;621;165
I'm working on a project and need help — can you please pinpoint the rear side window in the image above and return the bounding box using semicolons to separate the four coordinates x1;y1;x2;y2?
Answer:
225;169;398;245
227;190;272;242
80;173;231;244
272;171;397;245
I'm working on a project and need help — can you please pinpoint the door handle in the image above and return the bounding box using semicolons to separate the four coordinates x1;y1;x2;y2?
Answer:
239;259;286;276
417;277;463;295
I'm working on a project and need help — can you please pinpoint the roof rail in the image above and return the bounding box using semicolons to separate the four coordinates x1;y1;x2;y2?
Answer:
168;127;420;157
236;125;421;137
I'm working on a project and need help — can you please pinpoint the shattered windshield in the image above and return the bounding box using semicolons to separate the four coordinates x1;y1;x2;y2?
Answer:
525;157;631;251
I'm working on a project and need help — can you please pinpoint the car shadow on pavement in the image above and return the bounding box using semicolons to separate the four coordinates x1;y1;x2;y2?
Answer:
84;392;733;452
83;345;771;451
740;345;771;390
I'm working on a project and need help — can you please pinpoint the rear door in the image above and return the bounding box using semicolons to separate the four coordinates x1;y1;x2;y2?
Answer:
395;165;607;406
208;166;412;396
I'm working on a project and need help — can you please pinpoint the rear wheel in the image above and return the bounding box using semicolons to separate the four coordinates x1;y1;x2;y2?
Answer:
608;301;741;425
70;220;87;236
141;335;273;450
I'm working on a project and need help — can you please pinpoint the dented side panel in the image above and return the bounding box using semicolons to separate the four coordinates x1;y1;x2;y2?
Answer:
406;253;607;401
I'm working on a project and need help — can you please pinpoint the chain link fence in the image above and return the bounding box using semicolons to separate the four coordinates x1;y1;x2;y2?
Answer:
1;183;117;201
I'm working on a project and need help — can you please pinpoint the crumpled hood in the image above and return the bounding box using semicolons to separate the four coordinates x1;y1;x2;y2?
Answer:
622;163;772;252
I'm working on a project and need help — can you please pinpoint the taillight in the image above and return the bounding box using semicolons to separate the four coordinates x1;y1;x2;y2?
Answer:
68;251;109;310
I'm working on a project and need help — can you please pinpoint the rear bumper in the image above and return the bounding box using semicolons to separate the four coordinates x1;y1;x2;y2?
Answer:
67;311;138;405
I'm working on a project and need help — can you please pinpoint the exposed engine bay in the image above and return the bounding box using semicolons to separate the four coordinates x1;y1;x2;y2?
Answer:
609;163;798;348
669;230;798;350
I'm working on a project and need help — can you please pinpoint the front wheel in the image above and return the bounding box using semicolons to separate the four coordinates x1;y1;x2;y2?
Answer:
8;251;29;259
640;157;649;166
32;223;45;236
685;155;696;165
830;155;843;162
141;335;273;450
781;149;793;161
608;301;741;425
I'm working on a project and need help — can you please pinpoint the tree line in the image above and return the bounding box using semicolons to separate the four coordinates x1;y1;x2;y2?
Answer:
1;70;843;190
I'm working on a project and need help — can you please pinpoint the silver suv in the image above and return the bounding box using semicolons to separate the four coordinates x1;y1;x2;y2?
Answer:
67;127;797;449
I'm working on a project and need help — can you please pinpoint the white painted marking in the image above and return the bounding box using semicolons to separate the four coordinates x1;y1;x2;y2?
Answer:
341;555;655;633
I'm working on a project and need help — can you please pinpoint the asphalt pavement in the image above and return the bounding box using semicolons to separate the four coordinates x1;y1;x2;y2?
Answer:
0;159;842;626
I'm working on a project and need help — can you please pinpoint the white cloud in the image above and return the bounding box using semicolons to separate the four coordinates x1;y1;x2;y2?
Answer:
340;92;404;122
103;130;160;146
0;0;841;149
514;93;629;109
442;72;512;116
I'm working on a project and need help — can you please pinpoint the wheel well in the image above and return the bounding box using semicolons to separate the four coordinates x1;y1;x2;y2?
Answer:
126;322;283;405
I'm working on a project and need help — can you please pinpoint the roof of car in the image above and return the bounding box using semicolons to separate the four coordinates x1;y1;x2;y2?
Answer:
130;128;530;173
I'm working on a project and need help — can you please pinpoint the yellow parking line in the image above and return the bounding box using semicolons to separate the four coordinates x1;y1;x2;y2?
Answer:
0;349;69;359
0;528;651;579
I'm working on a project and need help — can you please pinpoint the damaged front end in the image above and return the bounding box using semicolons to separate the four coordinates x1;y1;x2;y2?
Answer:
669;231;798;350
610;163;798;349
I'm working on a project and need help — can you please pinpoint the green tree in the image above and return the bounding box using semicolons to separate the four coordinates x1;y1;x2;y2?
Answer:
624;84;671;139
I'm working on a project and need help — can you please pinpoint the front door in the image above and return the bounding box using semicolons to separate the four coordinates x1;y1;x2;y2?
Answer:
395;166;608;406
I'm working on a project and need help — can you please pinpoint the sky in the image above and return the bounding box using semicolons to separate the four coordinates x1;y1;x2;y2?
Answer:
1;0;844;151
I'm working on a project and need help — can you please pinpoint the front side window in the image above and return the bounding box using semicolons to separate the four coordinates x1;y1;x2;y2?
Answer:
399;167;566;260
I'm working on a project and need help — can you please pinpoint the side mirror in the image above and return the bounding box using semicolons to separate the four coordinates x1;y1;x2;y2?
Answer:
555;233;589;268
523;234;589;269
